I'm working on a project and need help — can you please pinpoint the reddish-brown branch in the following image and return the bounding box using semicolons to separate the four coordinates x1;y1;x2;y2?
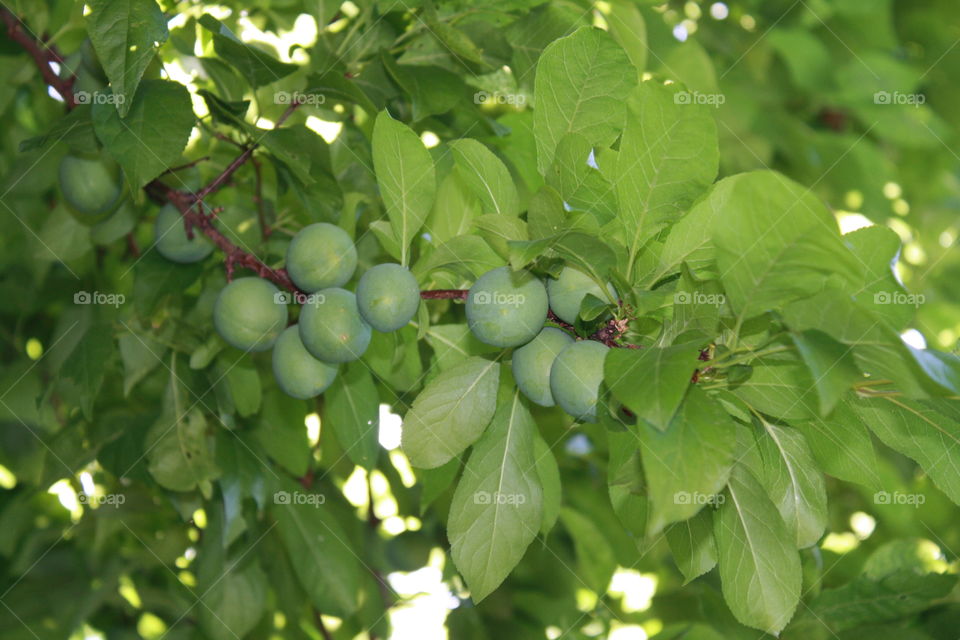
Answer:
419;289;468;300
162;156;210;176
1;8;77;108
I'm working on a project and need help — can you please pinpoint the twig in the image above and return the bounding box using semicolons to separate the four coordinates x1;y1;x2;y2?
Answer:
162;156;210;176
1;8;76;108
419;289;468;300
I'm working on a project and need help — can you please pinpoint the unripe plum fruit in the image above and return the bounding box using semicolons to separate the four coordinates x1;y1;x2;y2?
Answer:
547;266;616;325
213;278;287;352
550;340;609;422
466;266;548;348
512;327;574;407
356;263;420;332
154;204;213;263
286;223;357;292
59;153;124;224
272;326;339;399
298;288;372;363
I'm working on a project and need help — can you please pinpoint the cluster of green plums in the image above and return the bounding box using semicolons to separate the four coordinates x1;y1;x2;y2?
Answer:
155;220;420;400
153;204;615;419
466;265;615;422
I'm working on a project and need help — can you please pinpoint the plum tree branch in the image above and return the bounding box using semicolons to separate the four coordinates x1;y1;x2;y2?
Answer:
0;8;76;108
6;8;645;351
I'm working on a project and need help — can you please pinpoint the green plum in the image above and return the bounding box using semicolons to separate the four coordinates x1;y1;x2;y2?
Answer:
59;153;124;224
154;204;213;263
356;263;420;332
466;266;548;348
512;327;575;407
550;340;609;422
298;288;372;363
547;266;616;325
272;326;339;399
213;278;287;352
286;222;357;292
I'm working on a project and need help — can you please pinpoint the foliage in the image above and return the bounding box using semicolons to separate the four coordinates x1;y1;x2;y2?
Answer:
1;1;960;639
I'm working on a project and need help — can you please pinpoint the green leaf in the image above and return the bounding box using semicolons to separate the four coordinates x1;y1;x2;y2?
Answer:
788;329;863;416
809;571;957;632
147;407;219;495
305;70;377;116
783;289;959;398
271;480;361;617
616;81;719;274
550;231;617;284
18;106;98;153
473;214;528;260
118;331;164;397
753;420;828;548
714;464;801;635
324;363;380;470
198;15;297;88
449;139;520;217
546;133;617;224
666;508;717;584
93;80;196;188
637;387;736;535
607;0;648;71
713;171;862;320
255;390;311;477
372;111;437;266
850;397;960;506
605;342;701;430
448;390;543;602
199;561;267;640
260;125;319;185
401;357;500;468
86;0;169;117
607;429;649;537
533;27;636;173
533;434;561;536
732;359;819;421
559;507;617;594
413;235;505;280
225;364;261;418
795;401;882;490
62;324;114;419
383;56;463;121
423;324;499;372
843;225;914;330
